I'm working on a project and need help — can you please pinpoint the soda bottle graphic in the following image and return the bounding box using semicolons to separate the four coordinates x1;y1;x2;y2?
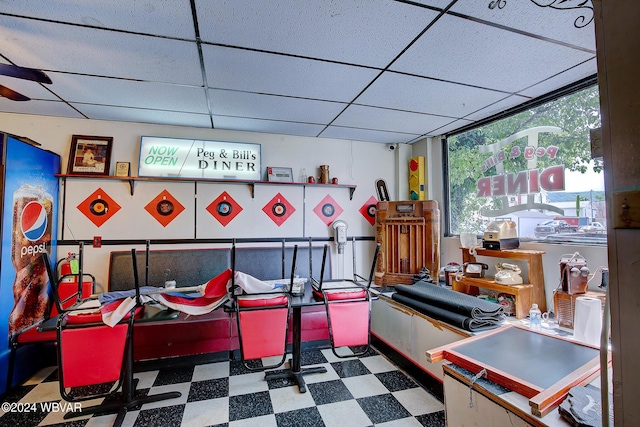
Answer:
8;185;53;336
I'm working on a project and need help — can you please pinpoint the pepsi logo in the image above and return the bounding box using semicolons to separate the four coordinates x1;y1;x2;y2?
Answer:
21;201;47;242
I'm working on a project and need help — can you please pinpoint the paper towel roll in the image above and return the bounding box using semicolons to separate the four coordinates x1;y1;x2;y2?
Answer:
573;296;602;347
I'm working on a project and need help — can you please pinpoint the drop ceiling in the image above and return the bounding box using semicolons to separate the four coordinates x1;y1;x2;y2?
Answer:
0;0;597;144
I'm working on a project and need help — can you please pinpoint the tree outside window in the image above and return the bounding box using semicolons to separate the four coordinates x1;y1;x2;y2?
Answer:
446;85;605;244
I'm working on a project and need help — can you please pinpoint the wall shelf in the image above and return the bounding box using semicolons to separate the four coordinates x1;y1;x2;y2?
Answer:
454;247;546;318
453;277;533;319
56;174;357;199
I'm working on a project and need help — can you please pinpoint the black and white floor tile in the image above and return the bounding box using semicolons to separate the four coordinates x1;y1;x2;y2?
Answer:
0;346;445;426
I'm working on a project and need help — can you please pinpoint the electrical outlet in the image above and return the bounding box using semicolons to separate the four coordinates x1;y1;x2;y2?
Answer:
93;236;102;248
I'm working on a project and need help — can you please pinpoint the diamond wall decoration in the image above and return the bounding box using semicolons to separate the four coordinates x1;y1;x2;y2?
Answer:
144;189;185;227
77;188;121;227
262;192;295;226
206;191;243;227
359;195;379;226
313;194;343;226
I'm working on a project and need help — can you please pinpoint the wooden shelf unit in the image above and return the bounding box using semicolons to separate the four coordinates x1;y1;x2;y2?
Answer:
454;247;546;319
55;174;356;198
453;277;533;319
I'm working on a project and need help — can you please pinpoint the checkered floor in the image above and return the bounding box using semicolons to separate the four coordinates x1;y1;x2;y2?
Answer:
0;346;445;426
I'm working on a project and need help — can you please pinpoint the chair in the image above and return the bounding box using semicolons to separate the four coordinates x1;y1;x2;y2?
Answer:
5;246;94;392
53;242;96;314
232;243;297;371
312;242;381;358
56;248;179;426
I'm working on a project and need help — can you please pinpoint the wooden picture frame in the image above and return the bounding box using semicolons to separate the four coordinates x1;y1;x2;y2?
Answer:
67;135;113;175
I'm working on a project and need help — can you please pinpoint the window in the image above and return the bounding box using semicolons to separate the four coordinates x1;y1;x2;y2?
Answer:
446;85;605;244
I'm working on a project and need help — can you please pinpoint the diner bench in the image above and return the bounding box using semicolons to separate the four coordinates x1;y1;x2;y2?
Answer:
107;245;332;361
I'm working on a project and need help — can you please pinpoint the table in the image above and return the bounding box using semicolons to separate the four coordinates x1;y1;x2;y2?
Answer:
427;325;603;417
40;303;181;424
262;281;328;393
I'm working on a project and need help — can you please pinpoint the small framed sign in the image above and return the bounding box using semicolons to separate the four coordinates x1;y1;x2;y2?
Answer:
115;162;131;177
267;167;293;183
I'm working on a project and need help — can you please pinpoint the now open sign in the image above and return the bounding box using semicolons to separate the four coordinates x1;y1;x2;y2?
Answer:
138;136;261;180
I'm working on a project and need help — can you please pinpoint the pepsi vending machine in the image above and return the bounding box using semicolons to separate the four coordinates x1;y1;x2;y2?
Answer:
0;132;60;393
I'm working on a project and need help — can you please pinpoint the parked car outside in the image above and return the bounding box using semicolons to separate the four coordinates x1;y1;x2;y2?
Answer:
534;220;578;238
579;222;606;233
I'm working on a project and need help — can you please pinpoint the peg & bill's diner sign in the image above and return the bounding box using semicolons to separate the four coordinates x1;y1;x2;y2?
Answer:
138;136;261;180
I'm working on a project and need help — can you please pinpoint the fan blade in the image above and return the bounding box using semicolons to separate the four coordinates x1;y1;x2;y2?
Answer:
0;84;31;101
0;63;52;84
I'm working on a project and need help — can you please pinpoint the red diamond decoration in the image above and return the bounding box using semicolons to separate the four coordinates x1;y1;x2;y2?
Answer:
359;196;378;226
313;194;343;226
206;191;243;227
144;189;185;227
77;188;121;227
262;193;295;226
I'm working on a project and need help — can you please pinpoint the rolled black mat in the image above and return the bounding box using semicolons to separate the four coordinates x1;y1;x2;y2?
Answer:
391;293;502;332
394;281;504;320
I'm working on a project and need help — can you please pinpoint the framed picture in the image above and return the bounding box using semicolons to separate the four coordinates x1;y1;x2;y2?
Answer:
266;167;293;183
67;135;113;175
115;162;131;177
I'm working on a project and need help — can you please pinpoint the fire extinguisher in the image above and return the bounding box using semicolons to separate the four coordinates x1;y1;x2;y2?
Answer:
56;252;78;283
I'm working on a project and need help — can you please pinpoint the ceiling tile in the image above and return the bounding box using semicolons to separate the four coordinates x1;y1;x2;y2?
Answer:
356;71;508;118
195;0;440;67
48;73;209;113
209;89;346;123
0;15;202;85
0;0;195;39
71;104;212;128
449;1;596;51
518;58;597;98
390;14;595;93
0;99;84;118
0;76;58;100
213;116;325;138
202;45;378;102
319;126;419;144
426;119;475;137
333;104;454;135
409;1;452;9
463;95;532;122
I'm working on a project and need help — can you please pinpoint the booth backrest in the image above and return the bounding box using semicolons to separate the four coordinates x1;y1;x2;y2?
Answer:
108;246;331;291
108;248;230;291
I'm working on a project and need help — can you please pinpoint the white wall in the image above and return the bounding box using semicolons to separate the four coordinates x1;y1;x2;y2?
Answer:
1;112;405;290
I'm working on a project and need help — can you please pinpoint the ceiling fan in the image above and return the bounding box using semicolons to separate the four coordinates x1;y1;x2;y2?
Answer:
0;63;52;101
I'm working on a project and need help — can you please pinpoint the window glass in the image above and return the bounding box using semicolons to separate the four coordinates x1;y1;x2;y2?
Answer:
446;85;605;244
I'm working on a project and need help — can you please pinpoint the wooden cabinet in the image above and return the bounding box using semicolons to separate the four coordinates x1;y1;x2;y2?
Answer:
371;295;471;381
453;248;546;318
443;364;570;426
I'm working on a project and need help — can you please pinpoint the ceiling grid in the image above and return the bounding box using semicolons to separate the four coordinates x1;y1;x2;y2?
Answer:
0;0;597;144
